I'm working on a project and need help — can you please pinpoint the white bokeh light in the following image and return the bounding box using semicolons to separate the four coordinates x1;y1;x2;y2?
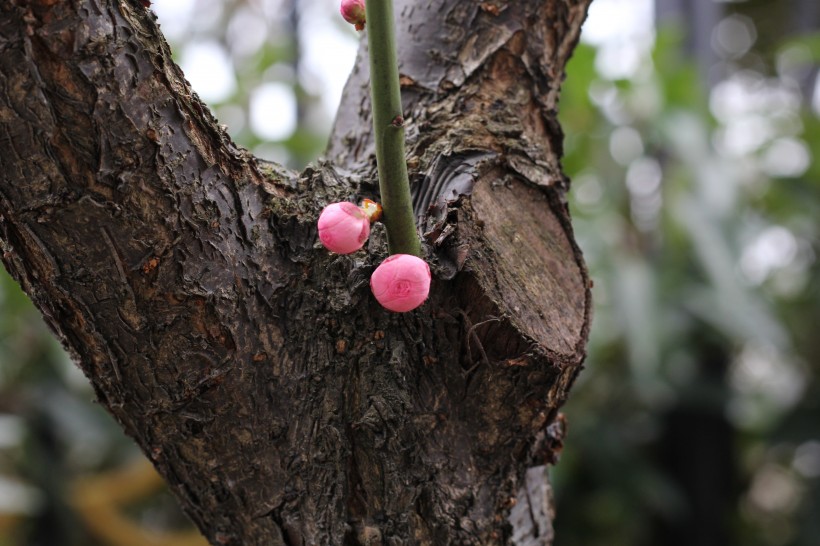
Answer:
760;138;811;178
794;441;820;478
250;83;297;141
729;343;806;429
610;126;644;166
626;157;662;197
712;14;757;60
582;0;655;80
299;18;359;118
740;226;799;285
582;0;654;46
746;464;802;514
180;41;237;103
716;116;773;157
151;0;196;42
574;173;604;208
227;7;270;58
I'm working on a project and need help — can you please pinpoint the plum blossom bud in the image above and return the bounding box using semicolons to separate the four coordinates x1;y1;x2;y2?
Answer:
370;254;431;312
340;0;366;31
318;202;370;254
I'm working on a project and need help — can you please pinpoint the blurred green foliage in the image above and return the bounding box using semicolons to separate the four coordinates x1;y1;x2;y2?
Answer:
554;23;820;546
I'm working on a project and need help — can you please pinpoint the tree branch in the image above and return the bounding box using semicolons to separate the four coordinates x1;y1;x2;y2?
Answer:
0;0;592;544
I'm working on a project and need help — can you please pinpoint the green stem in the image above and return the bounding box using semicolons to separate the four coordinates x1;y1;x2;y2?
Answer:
365;0;420;257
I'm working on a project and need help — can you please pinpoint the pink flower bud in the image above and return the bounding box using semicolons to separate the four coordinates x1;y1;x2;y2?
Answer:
370;254;431;312
318;202;370;254
340;0;366;31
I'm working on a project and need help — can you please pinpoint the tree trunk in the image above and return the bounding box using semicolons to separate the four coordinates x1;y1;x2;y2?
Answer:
0;0;591;544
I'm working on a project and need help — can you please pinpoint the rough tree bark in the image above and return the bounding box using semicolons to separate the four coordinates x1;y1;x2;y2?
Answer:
0;0;591;544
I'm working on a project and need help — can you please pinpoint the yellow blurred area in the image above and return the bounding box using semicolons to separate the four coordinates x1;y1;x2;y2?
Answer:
0;457;207;546
69;458;209;546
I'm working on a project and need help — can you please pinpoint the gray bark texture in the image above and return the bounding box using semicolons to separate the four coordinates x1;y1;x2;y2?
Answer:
0;0;591;544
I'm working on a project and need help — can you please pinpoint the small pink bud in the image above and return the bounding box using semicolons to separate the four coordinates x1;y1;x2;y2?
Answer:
318;202;370;254
370;254;431;312
340;0;366;31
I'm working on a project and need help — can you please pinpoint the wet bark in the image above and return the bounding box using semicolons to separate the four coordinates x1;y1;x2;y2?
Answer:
0;0;591;544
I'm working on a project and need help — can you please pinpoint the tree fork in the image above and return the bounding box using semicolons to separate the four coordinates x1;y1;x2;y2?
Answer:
0;1;592;545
